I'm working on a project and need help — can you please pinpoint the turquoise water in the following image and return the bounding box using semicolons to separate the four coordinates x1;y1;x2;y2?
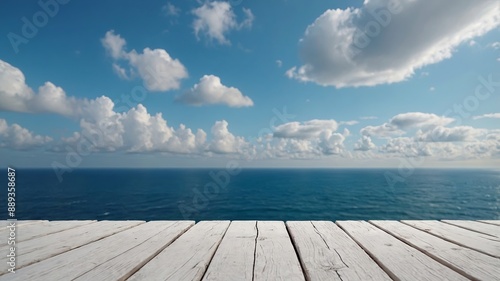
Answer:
4;168;500;221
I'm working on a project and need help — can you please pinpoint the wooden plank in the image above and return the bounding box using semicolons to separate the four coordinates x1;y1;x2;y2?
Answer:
1;220;93;249
73;221;194;281
372;220;500;280
442;220;500;238
253;221;304;281
0;220;96;247
402;220;500;258
337;221;469;281
128;221;230;281
286;221;390;281
2;221;194;281
202;221;257;281
9;220;47;226
0;220;143;274
478;220;500;227
0;220;48;238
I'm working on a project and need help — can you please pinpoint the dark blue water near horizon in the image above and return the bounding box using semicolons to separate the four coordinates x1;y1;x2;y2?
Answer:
3;168;500;221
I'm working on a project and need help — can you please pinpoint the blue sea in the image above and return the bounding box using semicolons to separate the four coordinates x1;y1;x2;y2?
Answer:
3;168;500;221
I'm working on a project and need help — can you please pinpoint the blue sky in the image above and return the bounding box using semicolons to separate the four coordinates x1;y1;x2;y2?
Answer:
0;0;499;169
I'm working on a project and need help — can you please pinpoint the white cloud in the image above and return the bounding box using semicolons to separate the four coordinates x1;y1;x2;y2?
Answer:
361;123;404;138
379;137;432;157
0;60;96;117
360;116;378;120
101;30;188;91
63;99;209;154
358;112;498;160
429;86;435;91
354;135;376;151
273;119;338;139
361;112;455;137
0;60;253;156
489;42;500;49
127;48;188;91
192;1;254;45
176;75;253;107
112;63;130;80
415;126;486;142
0;119;52;150
390;112;454;129
163;2;180;16
276;60;283;68
261;119;348;157
0;59;35;112
473;113;500;120
101;30;127;59
208;120;250;154
287;0;500;87
240;8;255;29
339;120;359;126
318;131;346;155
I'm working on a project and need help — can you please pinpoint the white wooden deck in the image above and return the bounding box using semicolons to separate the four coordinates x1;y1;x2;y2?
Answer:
1;220;499;280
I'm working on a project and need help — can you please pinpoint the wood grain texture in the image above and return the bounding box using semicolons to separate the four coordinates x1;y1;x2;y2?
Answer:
337;221;469;281
0;221;186;281
253;221;305;281
73;221;194;281
402;220;500;258
0;220;96;248
202;221;257;281
479;220;500;226
128;220;230;281
0;220;498;280
0;220;48;238
0;220;143;274
372;220;500;280
287;221;391;281
441;220;500;238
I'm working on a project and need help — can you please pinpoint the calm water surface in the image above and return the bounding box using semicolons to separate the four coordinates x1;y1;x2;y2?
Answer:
4;168;500;221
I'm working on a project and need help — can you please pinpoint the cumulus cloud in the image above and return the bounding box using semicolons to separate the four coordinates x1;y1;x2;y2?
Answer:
60;97;210;154
274;120;338;139
0;59;36;112
208;120;250;154
176;75;254;107
473;113;500;120
415;126;486;142
0;60;96;117
192;1;254;45
361;112;454;137
287;0;500;87
379;137;432;157
0;119;52;150
356;112;500;160
101;30;188;91
101;30;126;59
265;119;348;157
354;135;376;151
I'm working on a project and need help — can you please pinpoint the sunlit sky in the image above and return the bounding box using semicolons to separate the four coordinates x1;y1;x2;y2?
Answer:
0;0;499;168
